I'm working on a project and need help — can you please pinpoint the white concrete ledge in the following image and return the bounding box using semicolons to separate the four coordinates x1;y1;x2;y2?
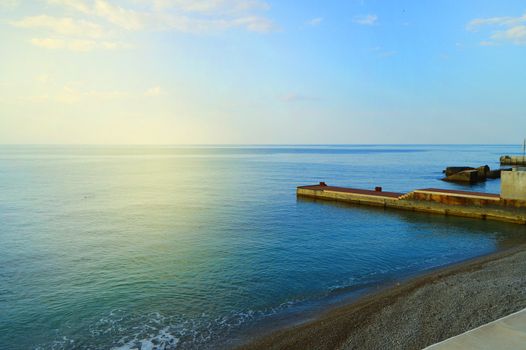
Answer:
424;308;526;350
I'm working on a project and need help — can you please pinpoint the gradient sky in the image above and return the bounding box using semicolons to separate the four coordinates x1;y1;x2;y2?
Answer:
1;0;525;144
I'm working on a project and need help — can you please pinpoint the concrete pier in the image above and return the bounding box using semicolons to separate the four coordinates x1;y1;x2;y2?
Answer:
297;184;526;224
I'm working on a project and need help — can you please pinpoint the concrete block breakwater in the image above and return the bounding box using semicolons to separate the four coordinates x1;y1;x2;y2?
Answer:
297;184;526;225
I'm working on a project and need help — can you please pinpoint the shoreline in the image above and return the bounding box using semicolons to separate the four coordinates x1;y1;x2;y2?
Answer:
238;244;526;350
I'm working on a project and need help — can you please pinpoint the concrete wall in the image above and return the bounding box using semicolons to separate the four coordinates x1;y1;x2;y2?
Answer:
501;170;526;201
410;192;499;207
296;188;398;207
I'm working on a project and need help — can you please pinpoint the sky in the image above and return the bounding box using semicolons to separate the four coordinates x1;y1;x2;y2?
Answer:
0;0;525;144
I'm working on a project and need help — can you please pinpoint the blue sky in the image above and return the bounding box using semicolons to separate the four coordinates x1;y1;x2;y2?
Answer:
1;0;525;144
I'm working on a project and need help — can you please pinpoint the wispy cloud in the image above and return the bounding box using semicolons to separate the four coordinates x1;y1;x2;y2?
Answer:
0;0;19;9
36;73;50;84
353;14;377;26
479;40;497;46
24;85;128;104
145;86;163;97
467;14;526;31
11;15;105;38
10;0;278;52
369;46;396;58
48;0;91;13
149;0;271;14
467;12;526;45
306;17;323;26
30;37;130;52
378;50;396;58
280;93;319;103
490;25;526;45
47;0;277;33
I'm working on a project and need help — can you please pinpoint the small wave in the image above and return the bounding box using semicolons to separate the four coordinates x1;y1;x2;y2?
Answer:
36;256;462;350
37;299;308;350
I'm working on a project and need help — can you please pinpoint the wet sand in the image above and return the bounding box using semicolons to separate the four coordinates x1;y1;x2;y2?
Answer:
239;245;526;350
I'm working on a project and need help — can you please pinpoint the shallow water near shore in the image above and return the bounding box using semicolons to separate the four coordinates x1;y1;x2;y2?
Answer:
1;145;526;349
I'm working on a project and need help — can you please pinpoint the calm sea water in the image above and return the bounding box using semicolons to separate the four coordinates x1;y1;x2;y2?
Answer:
1;145;526;349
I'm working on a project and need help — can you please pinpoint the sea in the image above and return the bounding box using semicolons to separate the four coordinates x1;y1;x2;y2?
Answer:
1;145;526;349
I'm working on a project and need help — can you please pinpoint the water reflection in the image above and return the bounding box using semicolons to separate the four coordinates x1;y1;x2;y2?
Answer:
297;196;526;250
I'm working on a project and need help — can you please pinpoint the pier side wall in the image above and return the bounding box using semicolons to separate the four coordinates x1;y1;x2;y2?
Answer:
409;192;499;207
296;188;398;207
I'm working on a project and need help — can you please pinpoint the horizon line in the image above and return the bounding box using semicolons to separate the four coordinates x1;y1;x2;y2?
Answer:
0;143;523;147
